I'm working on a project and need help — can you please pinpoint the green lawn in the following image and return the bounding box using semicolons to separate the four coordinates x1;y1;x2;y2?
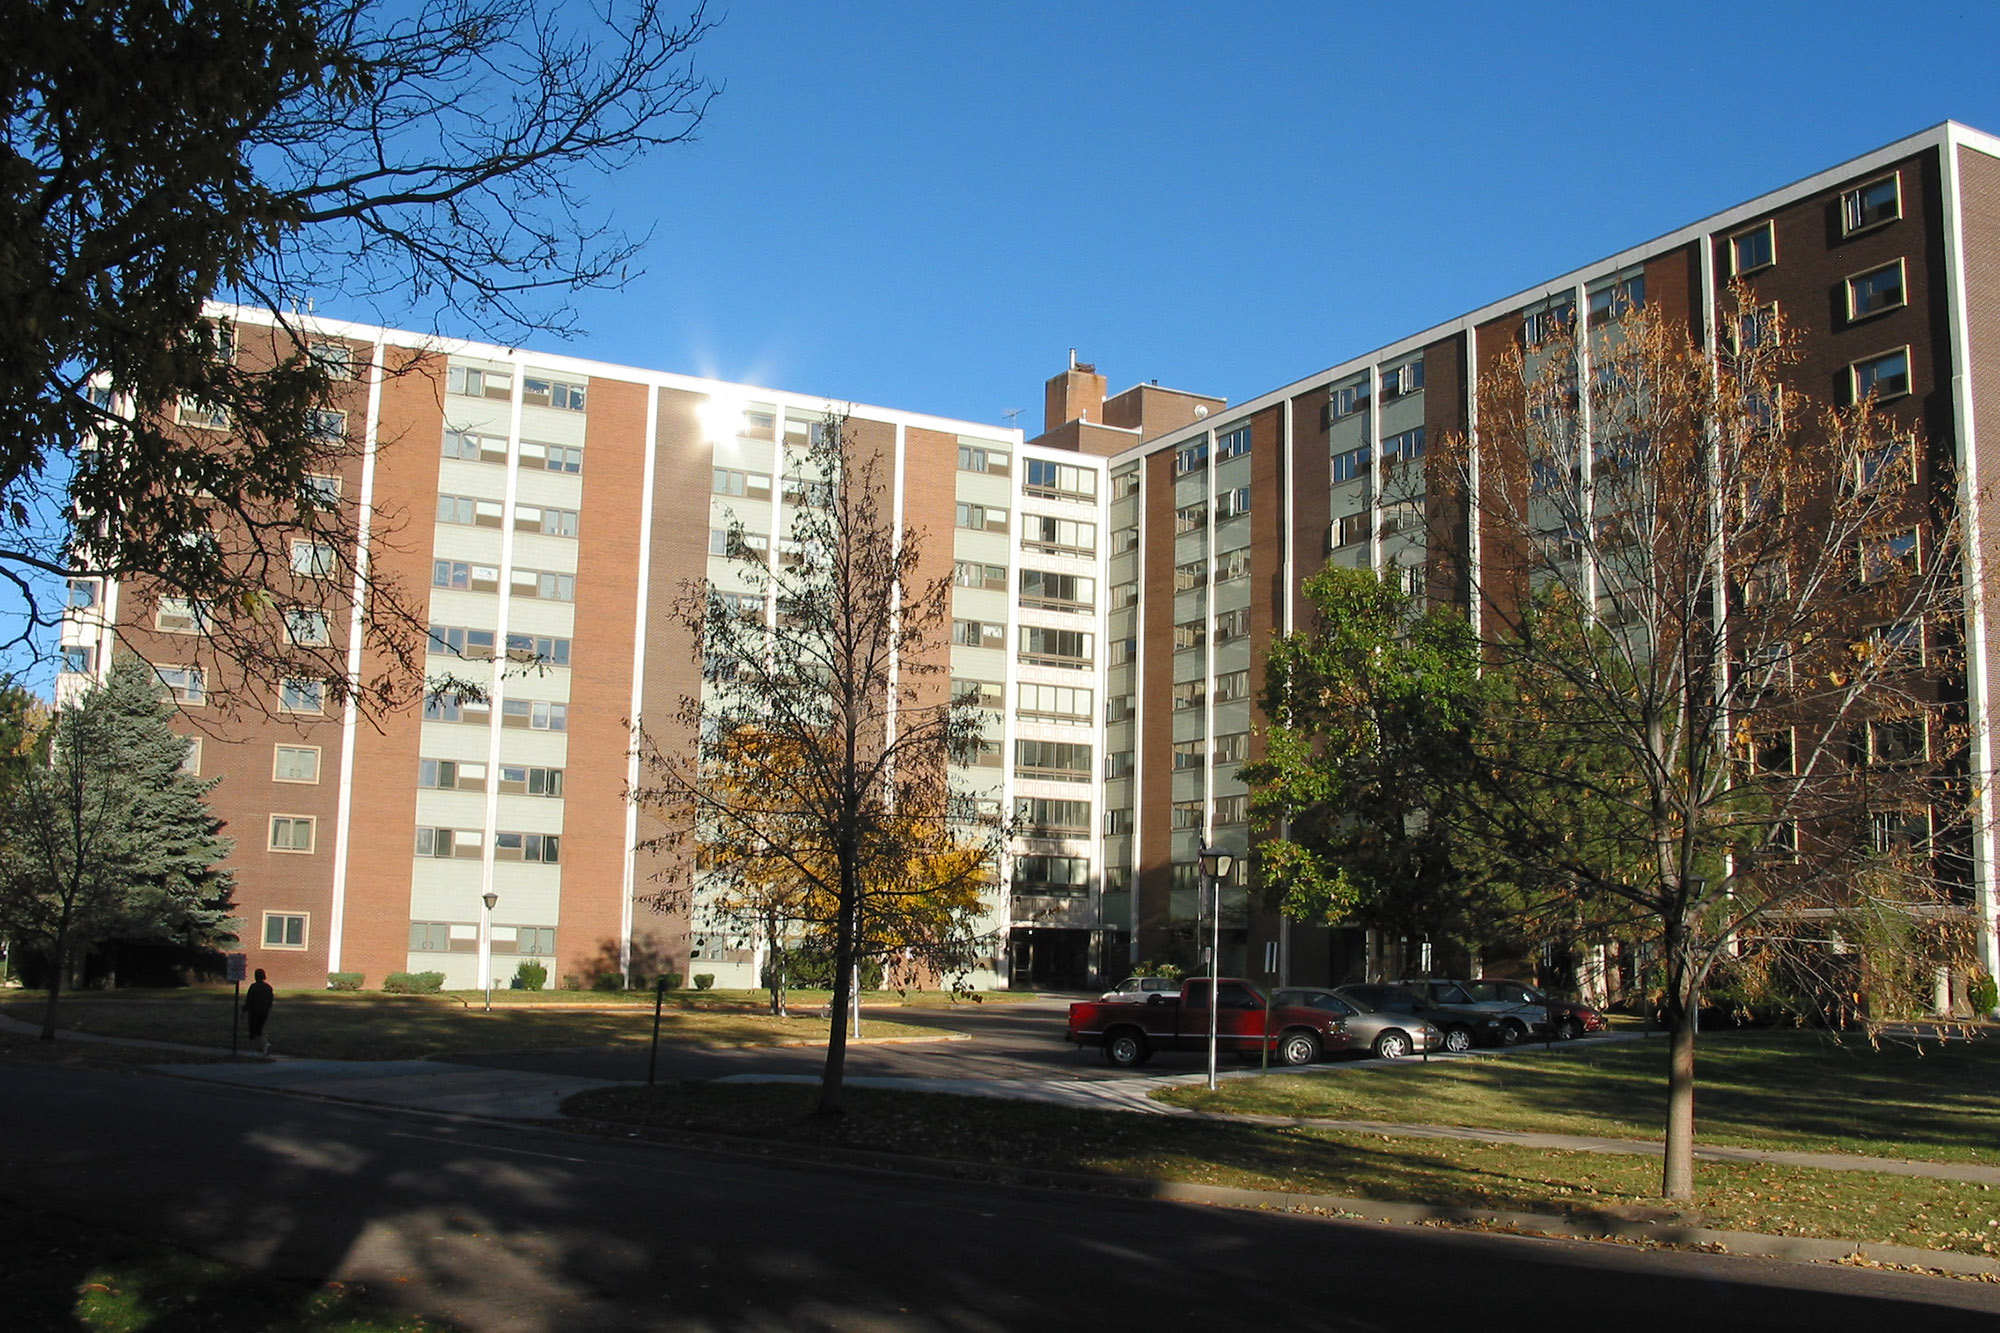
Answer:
0;990;953;1061
565;1080;2000;1258
1153;1029;2000;1165
0;1198;450;1331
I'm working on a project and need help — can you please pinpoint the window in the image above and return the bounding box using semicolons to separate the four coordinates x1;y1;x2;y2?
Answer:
1174;559;1206;592
1112;525;1139;554
1731;221;1775;274
447;365;512;399
1870;620;1926;668
1019;569;1094;611
154;596;211;634
1744;730;1793;776
1173;619;1206;652
957;444;1010;474
1172;739;1205;770
493;831;561;863
285;608;330;646
781;475;834;509
1020;516;1094;555
1171;679;1205;712
1015;797;1091;837
414;827;467;857
712;468;773;499
1524;299;1574;346
504;632;570;666
1213;669;1251;704
500;765;565;797
1175;503;1207;534
509;926;557;955
67;577;100;608
1213;794;1248;826
1105;750;1134;779
1859;529;1921;583
1105;693;1135;723
1175;441;1209;475
1847;261;1906;321
1023;458;1097;500
1332;446;1370;484
1734;303;1780;353
1103;809;1132;836
537;507;580;537
1842;175;1901;234
1108;636;1137;666
956;502;1008;533
60;644;97;674
1588;274;1645;323
522;376;586;411
954;560;1008;590
1171;800;1204;831
1215;424;1252;461
290;540;335;578
1111;467;1140;499
500;698;567;731
1379;500;1425;538
279;678;325;714
1018;626;1092;668
1212;732;1249;765
531;571;575;601
177;396;230;430
1012;855;1090;898
1332;379;1369;417
300;475;342;510
156;665;205;705
1850;348;1910;403
952;618;1006;650
180;737;202;775
306;409;346;443
1014;739;1093;782
1380;361;1424;397
262;912;308;948
1852;438;1915;492
307;341;353;379
1870;806;1931;856
1215;549;1251;582
520;441;584;474
1383;427;1426;464
1214;487;1250;521
436;494;479;526
268;815;316;854
1214;608;1250;644
712;527;770;559
428;625;497;659
1866;716;1928;765
1334;512;1370;548
409;921;453;952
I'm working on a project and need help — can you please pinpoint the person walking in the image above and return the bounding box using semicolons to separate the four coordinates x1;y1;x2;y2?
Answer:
244;968;275;1056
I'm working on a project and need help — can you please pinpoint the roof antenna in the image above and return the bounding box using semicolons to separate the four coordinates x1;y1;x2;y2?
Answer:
1069;348;1077;370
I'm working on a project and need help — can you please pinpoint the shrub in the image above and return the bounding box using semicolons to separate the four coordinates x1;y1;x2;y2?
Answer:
1971;971;1998;1016
656;971;683;990
562;973;582;991
383;971;445;995
591;971;625;992
514;960;548;992
693;973;715;990
326;972;363;992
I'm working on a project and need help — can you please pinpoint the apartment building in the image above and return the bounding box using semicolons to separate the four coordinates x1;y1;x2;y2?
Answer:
57;120;2000;993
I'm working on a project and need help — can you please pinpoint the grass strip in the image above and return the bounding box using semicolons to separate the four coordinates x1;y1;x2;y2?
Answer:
1152;1029;2000;1166
564;1081;2000;1258
0;993;950;1061
0;1197;452;1331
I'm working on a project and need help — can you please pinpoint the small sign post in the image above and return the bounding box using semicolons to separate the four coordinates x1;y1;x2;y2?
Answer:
225;954;247;1058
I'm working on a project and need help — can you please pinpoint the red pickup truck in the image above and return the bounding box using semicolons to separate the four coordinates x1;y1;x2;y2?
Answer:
1067;977;1351;1067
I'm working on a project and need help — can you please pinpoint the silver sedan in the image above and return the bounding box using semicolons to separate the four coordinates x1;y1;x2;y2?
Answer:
1272;987;1444;1060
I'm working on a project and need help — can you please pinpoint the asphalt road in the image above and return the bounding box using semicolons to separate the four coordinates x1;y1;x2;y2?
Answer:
7;1061;2000;1330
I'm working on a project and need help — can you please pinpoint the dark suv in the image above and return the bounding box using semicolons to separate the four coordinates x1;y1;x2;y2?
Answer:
1333;983;1502;1053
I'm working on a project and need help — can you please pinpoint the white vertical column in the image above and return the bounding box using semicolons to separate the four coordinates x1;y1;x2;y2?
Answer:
618;383;663;980
475;356;528;995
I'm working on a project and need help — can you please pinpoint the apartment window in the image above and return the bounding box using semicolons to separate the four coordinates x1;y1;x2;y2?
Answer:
1018;626;1092;668
415;827;469;857
1175;441;1209;475
1174;559;1206;593
520;440;584;474
1112;525;1139;554
781;475;834;509
1175;503;1207;534
428;625;497;659
1215;549;1251;582
436;494;478;526
1212;426;1251;463
279;678;325;714
1524;299;1574;347
61;644;97;674
1214;607;1250;644
1332;379;1369;417
1213;669;1251;704
1866;716;1928;765
1012;855;1090;898
499;765;564;796
1380;361;1425;397
1731;221;1775;274
177;736;201;775
1015;797;1091;837
1108;636;1137;666
1334;512;1370;548
1380;500;1425;538
1019;569;1094;611
956;502;1009;533
1332;445;1370;484
284;608;330;646
290;540;335;578
535;507;580;538
447;365;512;399
1734;303;1780;354
1172;739;1205;770
1850;348;1910;404
522;376;586;411
1842;175;1901;235
177;397;230;430
1103;809;1132;836
957;444;1010;474
154;596;211;634
1213;794;1248;826
1111;467;1140;498
1588;274;1645;323
1383;426;1426;464
1105;693;1135;723
716;591;765;621
1870;806;1931;856
1023;458;1097;500
1847;261;1906;321
952;618;1006;650
504;632;570;666
493;831;561;863
305;409;347;444
1859;529;1921;583
409;921;453;952
1021;516;1095;556
1018;682;1092;723
1173;619;1206;652
1105;750;1135;779
1870;620;1926;668
1212;732;1249;765
531;571;575;601
262;912;308;948
1214;487;1250;521
954;560;1008;590
67;577;99;608
1171;679;1206;712
305;341;353;380
418;758;461;789
713;468;773;499
1171;800;1204;831
1014;739;1093;782
433;560;480;591
268;815;316;854
711;527;770;559
157;665;205;705
500;698;567;731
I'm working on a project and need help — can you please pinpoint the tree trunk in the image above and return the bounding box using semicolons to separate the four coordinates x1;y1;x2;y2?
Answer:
816;875;859;1118
1660;927;1700;1201
765;913;787;1018
38;940;66;1042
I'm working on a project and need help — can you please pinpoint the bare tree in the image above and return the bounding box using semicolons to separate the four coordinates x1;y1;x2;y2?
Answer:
4;0;718;700
636;412;999;1116
1430;293;1975;1200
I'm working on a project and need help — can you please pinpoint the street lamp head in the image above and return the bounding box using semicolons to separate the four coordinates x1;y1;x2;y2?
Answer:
1198;847;1235;880
482;891;499;911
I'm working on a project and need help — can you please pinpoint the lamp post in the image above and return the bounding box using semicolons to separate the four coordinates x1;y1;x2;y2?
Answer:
481;890;499;1012
1198;844;1235;1091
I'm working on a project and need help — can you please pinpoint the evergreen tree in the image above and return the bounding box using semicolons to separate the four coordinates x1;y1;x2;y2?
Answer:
0;657;234;1038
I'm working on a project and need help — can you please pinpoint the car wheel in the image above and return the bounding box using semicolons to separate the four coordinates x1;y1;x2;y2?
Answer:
1554;1015;1583;1041
1442;1026;1474;1054
1105;1028;1150;1067
1372;1029;1412;1060
1276;1029;1320;1067
1499;1020;1527;1046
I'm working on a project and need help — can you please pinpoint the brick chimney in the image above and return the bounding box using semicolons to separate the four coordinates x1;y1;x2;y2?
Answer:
1044;349;1107;433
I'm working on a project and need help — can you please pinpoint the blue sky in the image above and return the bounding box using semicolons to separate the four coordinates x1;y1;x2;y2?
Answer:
456;1;2000;432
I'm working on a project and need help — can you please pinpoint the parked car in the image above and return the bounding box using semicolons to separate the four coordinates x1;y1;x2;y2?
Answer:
1333;983;1498;1053
1472;978;1607;1040
1397;978;1547;1045
1099;976;1183;1004
1273;987;1443;1060
1069;977;1352;1067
